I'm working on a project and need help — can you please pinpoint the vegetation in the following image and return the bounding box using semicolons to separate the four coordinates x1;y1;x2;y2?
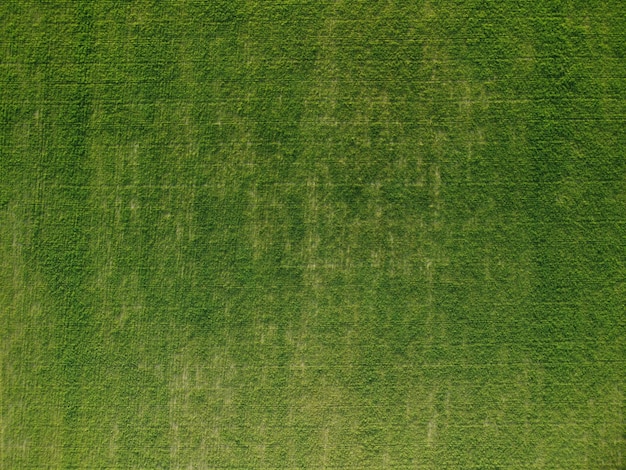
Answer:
1;1;624;468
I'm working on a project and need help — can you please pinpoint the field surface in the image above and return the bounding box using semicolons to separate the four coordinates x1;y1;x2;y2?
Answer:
1;1;625;468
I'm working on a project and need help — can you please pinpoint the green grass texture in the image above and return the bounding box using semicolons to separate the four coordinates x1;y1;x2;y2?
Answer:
1;1;625;468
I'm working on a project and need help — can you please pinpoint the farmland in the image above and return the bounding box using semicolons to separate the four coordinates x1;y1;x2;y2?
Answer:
1;1;625;468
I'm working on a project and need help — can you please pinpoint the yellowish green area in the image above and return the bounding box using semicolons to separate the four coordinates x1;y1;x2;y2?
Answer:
1;1;625;468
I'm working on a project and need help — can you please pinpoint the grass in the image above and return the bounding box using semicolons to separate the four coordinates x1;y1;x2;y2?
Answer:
1;0;625;468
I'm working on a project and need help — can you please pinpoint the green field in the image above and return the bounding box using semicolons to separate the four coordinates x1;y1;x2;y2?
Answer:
1;1;625;468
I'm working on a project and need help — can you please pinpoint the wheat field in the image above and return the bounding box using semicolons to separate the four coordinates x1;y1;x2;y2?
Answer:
1;1;625;468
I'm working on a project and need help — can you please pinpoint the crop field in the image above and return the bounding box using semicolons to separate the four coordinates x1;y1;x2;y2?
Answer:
1;1;625;468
